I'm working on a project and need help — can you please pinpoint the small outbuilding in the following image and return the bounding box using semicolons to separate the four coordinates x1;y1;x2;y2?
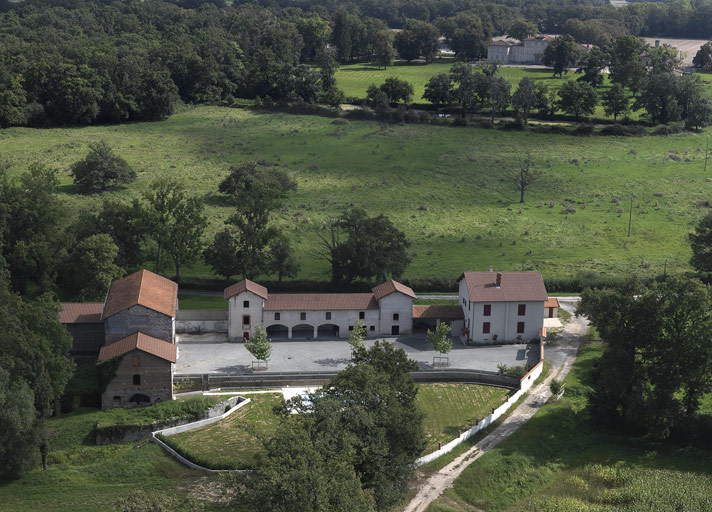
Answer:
544;297;560;318
59;302;105;359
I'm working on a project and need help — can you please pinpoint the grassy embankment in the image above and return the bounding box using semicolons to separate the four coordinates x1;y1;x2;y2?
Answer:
425;339;712;512
0;397;232;512
164;383;509;469
2;106;711;284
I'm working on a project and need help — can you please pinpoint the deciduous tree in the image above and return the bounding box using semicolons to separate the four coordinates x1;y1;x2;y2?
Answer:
543;34;580;77
426;322;452;356
507;19;537;41
557;79;598;120
603;83;629;121
245;325;272;366
513;152;542;203
512;77;548;125
63;234;125;301
70;141;136;193
423;73;454;106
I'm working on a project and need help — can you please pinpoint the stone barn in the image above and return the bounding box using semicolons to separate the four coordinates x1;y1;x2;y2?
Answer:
102;269;177;344
98;332;176;409
98;269;178;409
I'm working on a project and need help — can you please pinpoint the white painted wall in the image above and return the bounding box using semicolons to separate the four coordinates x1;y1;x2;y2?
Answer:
262;309;380;339
468;301;545;343
227;291;265;341
376;293;414;335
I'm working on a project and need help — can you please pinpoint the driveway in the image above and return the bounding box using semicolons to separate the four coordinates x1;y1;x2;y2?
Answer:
175;333;542;375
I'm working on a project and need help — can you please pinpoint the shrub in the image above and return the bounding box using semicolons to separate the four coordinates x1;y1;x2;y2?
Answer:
550;379;564;396
70;141;136;193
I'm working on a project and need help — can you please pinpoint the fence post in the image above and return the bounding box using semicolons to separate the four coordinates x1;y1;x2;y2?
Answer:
202;374;209;391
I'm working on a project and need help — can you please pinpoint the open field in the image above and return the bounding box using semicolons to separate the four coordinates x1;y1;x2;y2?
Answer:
425;342;712;512
2;106;712;284
166;384;509;469
178;293;228;309
0;398;234;512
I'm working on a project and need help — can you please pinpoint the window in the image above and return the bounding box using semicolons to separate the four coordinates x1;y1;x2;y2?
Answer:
243;315;250;326
133;374;141;386
518;304;526;316
370;326;375;331
359;311;365;319
274;312;280;321
483;322;490;334
393;313;399;321
517;322;525;333
301;312;306;321
483;304;491;316
348;326;353;331
243;300;250;308
326;312;331;320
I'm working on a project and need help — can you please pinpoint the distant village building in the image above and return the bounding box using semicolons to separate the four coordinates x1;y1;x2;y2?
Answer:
224;279;417;341
487;35;555;65
458;270;548;343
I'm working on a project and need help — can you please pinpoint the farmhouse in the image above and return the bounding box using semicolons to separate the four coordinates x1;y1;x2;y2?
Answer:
224;279;417;341
458;270;548;343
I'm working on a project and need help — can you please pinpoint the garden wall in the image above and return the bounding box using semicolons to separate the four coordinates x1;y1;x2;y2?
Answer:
176;309;228;334
95;395;244;445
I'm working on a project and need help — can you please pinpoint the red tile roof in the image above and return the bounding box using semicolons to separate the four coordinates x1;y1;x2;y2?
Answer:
102;270;178;319
59;303;104;324
413;305;464;319
372;280;416;300
97;332;176;363
264;293;378;311
458;271;548;302
544;298;560;308
224;279;269;300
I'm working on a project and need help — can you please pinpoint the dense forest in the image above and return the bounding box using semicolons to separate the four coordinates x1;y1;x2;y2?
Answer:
1;0;712;128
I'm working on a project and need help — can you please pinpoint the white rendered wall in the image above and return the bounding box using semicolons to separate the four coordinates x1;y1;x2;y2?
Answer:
227;291;265;341
262;309;380;339
376;293;414;335
469;301;545;343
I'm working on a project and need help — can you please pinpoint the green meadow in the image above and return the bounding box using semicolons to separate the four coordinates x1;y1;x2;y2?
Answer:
2;105;711;284
426;341;712;512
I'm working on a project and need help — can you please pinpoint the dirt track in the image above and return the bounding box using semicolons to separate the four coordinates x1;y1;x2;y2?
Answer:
403;303;587;512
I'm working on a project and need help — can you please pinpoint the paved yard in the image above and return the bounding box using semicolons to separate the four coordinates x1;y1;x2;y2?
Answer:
175;333;540;375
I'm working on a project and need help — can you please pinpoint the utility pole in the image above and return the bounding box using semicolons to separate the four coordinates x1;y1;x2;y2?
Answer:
628;194;633;237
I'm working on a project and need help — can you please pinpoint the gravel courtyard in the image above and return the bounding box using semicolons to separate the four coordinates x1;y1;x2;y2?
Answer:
175;333;541;375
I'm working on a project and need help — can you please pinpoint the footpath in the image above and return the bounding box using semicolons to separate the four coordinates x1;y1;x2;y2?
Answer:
403;303;587;512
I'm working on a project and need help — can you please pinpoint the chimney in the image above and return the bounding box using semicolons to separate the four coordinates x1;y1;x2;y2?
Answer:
489;265;494;272
496;272;502;288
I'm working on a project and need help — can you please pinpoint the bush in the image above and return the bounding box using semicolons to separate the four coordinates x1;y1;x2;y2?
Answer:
70;141;136;193
653;123;684;136
550;379;564;396
573;123;595;136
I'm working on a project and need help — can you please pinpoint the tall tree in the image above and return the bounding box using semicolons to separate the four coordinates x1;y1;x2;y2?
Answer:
693;41;712;70
608;35;646;89
142;177;187;274
576;47;607;87
70;141;136;193
513;152;542;203
543;34;580;78
489;75;511;123
162;196;207;282
557;79;598;120
441;14;492;61
372;30;395;69
689;212;712;271
62;234;125;301
634;72;681;124
0;163;67;296
97;198;149;270
603;83;630;121
423;73;454;106
578;277;712;440
379;77;414;104
268;232;300;282
507;19;537;41
512;77;548;125
0;66;27;128
317;209;410;285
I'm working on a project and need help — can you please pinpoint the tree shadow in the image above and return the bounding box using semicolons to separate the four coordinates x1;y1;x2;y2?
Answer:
313;357;350;367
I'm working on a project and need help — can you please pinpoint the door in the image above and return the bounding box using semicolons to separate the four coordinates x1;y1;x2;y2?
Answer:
243;331;250;341
548;308;554;318
391;325;399;335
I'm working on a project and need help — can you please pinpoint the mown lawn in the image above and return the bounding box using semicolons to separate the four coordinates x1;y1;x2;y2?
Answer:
2;106;711;284
425;342;712;512
168;392;283;470
418;383;510;455
165;384;510;468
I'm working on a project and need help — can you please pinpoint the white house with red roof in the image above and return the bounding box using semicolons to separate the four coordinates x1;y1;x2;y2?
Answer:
224;279;417;341
458;269;548;343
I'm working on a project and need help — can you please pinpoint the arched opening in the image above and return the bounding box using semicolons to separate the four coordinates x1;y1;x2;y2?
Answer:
291;324;314;339
129;393;151;406
317;323;339;339
266;324;289;339
414;319;437;334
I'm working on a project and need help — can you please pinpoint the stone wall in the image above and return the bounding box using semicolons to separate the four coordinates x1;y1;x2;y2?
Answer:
102;350;173;409
104;304;174;344
176;309;228;334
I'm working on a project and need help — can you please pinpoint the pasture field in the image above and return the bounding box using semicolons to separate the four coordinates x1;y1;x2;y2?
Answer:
165;384;509;469
2;106;711;284
425;342;712;512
